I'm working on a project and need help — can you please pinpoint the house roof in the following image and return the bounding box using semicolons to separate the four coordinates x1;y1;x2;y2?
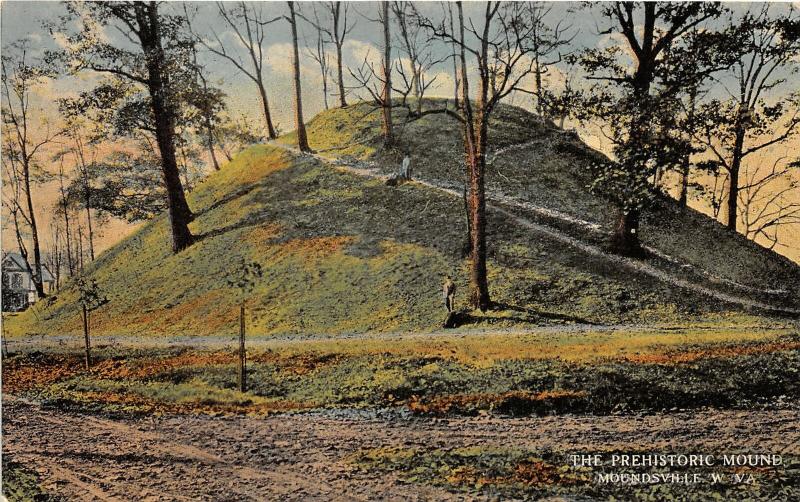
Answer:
2;252;55;282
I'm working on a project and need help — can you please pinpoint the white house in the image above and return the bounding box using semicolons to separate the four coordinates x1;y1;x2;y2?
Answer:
1;252;55;312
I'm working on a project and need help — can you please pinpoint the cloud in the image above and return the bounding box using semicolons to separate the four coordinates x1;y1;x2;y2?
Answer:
426;71;455;97
265;42;322;79
343;40;382;71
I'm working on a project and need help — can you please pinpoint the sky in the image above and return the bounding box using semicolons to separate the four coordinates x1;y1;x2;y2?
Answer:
1;1;798;264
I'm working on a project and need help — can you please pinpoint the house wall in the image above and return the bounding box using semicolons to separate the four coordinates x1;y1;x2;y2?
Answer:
2;256;54;311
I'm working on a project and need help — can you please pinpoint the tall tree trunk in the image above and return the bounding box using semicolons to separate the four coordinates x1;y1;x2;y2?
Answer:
612;209;642;256
727;164;740;232
413;69;422;115
448;3;460;109
381;1;393;146
453;67;460;109
192;46;221;171
206;118;221;171
59;167;74;275
333;4;347;107
461;181;472;257
200;81;221;171
288;2;311;153
727;128;745;232
534;54;543;116
468;108;490;311
257;77;278;140
51;226;61;290
678;87;697;208
85;210;95;261
335;42;347;107
457;1;490;312
456;4;470;257
77;223;84;271
613;73;652;255
140;3;194;253
22;159;45;299
468;125;490;311
678;155;690;207
10;207;36;303
83;178;95;261
322;71;329;110
75;138;96;261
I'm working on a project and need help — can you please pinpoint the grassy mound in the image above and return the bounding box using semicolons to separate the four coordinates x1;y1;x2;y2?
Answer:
292;100;800;294
5;101;799;339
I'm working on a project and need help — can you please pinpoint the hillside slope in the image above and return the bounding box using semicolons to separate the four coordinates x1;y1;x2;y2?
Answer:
5;102;799;339
290;100;800;296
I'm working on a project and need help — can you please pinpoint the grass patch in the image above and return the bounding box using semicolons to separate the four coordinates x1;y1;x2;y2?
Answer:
1;460;64;501
350;446;800;500
5;330;798;417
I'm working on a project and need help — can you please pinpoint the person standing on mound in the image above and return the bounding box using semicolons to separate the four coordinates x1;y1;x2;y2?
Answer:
443;276;456;313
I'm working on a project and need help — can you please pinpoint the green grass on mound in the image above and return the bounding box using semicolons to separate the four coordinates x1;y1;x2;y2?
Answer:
4;101;798;340
296;100;800;296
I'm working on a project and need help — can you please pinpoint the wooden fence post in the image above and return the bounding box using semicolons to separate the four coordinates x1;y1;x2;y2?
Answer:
238;303;246;392
83;303;91;370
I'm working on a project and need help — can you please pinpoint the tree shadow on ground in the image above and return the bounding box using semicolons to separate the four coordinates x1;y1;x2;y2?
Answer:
443;302;597;329
194;183;262;219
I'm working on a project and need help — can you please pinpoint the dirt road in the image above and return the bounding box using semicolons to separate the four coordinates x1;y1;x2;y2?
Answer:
3;398;798;501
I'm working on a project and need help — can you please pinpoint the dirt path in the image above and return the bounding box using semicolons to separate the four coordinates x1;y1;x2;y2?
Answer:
3;398;798;501
6;322;795;354
272;144;798;315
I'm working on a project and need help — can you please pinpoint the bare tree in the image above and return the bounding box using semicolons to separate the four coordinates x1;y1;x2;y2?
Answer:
314;2;355;108
677;85;700;207
67;127;96;262
523;2;575;117
189;35;222;171
1;42;60;298
656;26;727;208
695;5;800;232
381;2;394;146
739;157;800;249
392;2;444;116
301;5;332;110
183;5;233;172
346;3;393;146
417;2;542;310
2;137;38;292
287;2;311;153
55;154;75;276
46;221;64;290
442;2;461;108
540;61;579;129
195;2;281;139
